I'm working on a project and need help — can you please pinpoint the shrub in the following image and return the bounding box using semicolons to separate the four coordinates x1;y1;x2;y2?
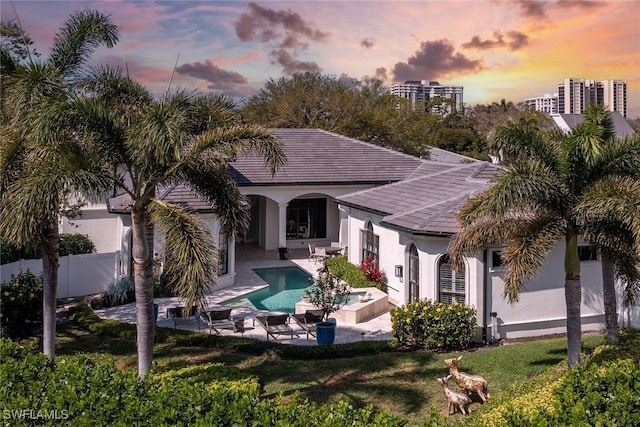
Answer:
103;276;135;307
326;256;385;291
390;299;477;350
0;237;38;264
58;233;96;256
0;270;43;338
360;256;384;283
0;339;406;426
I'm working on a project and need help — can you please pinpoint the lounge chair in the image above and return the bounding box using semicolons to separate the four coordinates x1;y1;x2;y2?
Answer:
291;309;324;339
167;305;200;330
254;313;294;340
201;307;235;335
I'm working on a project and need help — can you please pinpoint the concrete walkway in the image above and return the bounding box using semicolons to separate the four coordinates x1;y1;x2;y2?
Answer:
93;247;393;346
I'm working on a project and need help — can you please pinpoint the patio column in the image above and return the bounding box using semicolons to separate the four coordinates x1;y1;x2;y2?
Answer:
278;202;287;248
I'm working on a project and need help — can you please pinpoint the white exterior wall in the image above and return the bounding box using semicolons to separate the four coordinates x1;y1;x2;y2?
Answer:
487;241;605;339
60;203;122;253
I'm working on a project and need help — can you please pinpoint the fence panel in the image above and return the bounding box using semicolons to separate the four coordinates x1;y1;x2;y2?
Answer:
1;252;119;298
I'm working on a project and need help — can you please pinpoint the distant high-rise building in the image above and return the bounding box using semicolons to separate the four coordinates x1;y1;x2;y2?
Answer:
523;93;558;114
556;78;627;118
389;80;463;116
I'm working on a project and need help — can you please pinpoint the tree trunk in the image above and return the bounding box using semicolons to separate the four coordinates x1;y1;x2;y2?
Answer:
132;207;154;378
564;232;582;368
601;255;619;344
41;221;60;359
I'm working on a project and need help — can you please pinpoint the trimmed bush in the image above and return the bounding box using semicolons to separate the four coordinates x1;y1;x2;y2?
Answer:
390;299;477;350
0;270;43;338
0;339;406;426
58;233;96;256
0;234;95;265
326;256;385;291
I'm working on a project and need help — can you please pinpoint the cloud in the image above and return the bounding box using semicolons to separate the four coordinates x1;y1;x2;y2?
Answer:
360;37;374;49
514;0;548;18
462;31;529;51
234;1;329;50
391;39;483;82
269;49;321;75
375;67;388;81
176;59;249;92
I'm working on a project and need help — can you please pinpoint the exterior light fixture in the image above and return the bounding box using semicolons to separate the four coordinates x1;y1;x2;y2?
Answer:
394;265;403;278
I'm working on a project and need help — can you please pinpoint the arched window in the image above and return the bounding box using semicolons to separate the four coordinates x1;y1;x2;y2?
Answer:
408;244;419;302
438;254;465;304
360;221;379;263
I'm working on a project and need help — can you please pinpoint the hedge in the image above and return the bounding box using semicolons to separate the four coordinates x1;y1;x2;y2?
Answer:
0;234;95;265
0;339;406;426
0;270;43;338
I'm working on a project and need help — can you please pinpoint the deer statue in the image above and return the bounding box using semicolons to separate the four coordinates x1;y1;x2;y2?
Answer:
444;355;490;402
437;375;471;416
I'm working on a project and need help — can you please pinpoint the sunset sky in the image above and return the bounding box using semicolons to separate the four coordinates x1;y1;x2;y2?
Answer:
3;1;639;117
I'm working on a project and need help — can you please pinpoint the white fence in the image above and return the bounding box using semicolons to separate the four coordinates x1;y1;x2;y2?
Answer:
1;252;120;298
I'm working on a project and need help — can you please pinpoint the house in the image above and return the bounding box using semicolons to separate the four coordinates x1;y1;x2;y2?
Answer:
66;128;636;339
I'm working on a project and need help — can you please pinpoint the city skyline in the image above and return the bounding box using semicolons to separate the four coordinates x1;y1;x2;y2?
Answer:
3;1;639;117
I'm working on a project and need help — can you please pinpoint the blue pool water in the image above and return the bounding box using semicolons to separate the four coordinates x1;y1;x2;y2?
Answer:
224;267;312;313
223;267;364;313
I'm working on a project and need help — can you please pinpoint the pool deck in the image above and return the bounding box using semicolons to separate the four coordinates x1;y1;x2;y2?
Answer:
93;246;393;346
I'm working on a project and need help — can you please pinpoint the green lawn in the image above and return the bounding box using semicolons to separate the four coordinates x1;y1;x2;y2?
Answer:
54;306;607;425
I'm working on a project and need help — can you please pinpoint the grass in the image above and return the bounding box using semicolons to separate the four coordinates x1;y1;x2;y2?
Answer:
54;304;608;425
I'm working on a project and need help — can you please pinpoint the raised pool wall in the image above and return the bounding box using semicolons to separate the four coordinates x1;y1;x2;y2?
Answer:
294;287;388;324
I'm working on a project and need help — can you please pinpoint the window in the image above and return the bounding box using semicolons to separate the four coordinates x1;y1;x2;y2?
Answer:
286;198;326;239
408;244;419;302
218;232;228;276
578;245;598;261
438;254;465;304
491;250;504;269
360;221;379;263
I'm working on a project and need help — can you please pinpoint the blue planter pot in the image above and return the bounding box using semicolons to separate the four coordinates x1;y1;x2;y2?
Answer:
153;304;159;323
316;322;336;345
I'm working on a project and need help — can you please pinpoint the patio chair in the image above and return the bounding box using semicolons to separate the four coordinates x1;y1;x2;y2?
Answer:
291;309;324;339
167;305;201;330
314;246;328;264
254;313;294;341
201;307;236;335
308;244;317;261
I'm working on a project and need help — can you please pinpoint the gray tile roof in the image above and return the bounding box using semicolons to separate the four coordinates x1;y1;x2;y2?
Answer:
108;128;498;234
337;162;499;235
230;128;424;185
551;112;636;138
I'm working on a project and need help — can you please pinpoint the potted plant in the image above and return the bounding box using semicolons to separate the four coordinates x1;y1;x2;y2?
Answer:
278;247;289;260
305;266;351;345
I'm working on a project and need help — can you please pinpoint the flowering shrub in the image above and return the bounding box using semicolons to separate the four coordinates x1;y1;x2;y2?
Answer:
0;269;43;338
360;257;384;284
390;299;477;350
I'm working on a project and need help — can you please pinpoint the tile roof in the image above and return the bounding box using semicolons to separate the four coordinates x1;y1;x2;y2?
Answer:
337;162;500;235
108;128;498;234
550;112;636;138
229;128;424;185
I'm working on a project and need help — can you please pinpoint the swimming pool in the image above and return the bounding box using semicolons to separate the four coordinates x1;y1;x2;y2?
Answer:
223;267;312;313
223;266;363;313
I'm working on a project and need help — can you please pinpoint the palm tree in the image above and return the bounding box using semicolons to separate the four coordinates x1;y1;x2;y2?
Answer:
449;116;640;368
47;68;286;377
0;10;119;358
584;104;640;344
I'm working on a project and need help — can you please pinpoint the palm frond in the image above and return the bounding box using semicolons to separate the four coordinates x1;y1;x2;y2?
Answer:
185;124;286;176
575;176;640;254
501;216;565;302
180;165;250;239
490;117;558;168
588;135;640;182
462;160;566;220
49;9;119;78
148;200;217;311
